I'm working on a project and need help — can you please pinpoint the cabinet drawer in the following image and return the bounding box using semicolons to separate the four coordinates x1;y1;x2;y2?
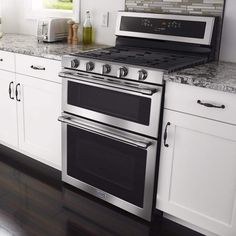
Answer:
165;82;236;125
0;51;15;72
15;54;61;83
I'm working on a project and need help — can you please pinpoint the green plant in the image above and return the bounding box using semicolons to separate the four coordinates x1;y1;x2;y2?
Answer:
43;0;73;10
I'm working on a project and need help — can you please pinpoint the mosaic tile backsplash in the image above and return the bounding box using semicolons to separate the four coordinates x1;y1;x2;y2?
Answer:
125;0;225;16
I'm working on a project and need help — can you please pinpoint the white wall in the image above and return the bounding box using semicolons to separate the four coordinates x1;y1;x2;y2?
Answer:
1;0;20;34
81;0;125;45
1;0;36;35
1;0;125;46
220;0;236;62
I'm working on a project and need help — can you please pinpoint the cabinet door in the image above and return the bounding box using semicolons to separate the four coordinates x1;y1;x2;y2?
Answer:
0;70;18;147
157;109;236;236
16;74;62;170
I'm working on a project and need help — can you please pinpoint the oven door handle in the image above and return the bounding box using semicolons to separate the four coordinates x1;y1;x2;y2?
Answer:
59;72;159;96
58;115;152;150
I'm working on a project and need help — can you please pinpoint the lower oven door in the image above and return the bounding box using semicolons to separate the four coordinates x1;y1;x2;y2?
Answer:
60;71;162;138
59;114;158;221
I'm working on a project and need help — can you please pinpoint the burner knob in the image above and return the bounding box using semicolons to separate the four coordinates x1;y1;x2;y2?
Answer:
71;59;80;69
118;67;128;78
86;61;95;72
102;64;111;74
138;70;148;81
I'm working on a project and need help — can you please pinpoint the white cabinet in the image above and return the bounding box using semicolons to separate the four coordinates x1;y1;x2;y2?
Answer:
0;70;18;147
157;103;236;235
15;54;61;83
0;51;15;72
0;51;62;170
16;74;62;169
165;82;236;125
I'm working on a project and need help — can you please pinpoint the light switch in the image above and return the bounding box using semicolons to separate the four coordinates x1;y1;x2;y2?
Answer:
101;12;109;27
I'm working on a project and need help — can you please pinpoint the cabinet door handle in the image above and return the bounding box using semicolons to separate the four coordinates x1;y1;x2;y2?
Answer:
31;65;46;71
15;83;21;102
164;122;171;148
0;58;3;62
8;81;14;100
197;100;225;109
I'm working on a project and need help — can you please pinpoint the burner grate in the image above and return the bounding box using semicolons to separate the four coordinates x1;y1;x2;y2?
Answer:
71;47;207;72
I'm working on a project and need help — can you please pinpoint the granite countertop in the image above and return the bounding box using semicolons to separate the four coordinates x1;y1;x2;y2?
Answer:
165;61;236;94
0;34;108;60
2;34;236;94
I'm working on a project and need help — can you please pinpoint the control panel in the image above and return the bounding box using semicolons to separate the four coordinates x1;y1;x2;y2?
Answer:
116;12;215;45
120;16;206;39
61;55;164;85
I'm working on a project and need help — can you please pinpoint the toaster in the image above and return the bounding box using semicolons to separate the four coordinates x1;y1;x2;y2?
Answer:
37;18;68;43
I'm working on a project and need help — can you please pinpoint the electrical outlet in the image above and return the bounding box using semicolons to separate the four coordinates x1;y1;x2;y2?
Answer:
101;12;109;27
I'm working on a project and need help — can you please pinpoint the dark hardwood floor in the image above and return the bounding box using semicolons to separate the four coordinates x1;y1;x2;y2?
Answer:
0;145;204;236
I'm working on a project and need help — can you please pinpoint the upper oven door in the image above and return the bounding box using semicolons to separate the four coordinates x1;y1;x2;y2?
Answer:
61;72;162;138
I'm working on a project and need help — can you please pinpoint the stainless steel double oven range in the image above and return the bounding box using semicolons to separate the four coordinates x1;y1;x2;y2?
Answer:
59;12;217;221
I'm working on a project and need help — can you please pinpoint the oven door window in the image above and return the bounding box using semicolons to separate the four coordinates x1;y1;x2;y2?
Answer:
68;82;151;125
67;125;147;207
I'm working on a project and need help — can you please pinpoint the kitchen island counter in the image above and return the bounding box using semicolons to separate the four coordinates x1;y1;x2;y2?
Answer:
165;61;236;94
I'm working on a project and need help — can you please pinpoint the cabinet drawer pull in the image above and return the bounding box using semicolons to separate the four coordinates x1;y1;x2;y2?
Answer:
197;100;225;109
164;122;171;148
15;83;21;102
8;81;14;100
31;65;46;71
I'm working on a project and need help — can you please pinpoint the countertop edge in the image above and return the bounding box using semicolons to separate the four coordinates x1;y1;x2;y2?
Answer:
164;61;236;95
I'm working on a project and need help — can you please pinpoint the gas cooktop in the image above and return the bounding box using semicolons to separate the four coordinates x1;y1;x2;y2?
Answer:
70;46;207;72
62;12;217;84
